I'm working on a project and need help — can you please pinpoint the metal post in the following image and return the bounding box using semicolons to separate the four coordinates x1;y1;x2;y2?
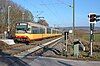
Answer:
22;12;25;22
72;0;75;40
90;40;93;56
45;27;47;34
66;33;68;52
51;28;52;34
4;31;7;39
90;23;95;56
7;6;11;32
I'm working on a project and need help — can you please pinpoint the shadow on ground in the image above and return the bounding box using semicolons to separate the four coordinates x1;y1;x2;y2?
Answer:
57;61;72;66
0;50;30;66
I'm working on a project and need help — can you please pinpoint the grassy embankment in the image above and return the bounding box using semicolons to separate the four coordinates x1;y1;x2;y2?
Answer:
80;33;100;61
83;33;100;42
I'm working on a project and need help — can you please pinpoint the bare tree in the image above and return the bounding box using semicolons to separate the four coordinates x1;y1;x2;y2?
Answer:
37;19;49;26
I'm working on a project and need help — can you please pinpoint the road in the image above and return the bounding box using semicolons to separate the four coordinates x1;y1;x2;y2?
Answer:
0;55;100;66
0;54;30;66
23;56;100;66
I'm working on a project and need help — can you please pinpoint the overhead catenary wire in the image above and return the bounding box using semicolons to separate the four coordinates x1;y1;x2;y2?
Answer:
26;0;45;22
29;1;44;15
48;0;67;26
40;0;64;24
56;0;72;8
40;1;58;18
26;0;72;27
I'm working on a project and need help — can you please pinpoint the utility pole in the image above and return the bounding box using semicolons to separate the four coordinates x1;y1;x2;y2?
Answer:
22;12;25;22
7;6;11;32
72;0;75;41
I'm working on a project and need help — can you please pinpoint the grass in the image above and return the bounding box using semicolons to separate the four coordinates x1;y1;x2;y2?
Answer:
82;33;100;42
95;34;100;42
74;32;100;61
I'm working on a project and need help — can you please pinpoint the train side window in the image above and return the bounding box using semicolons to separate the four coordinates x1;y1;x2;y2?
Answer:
53;30;56;34
32;28;39;34
40;28;45;34
47;28;51;34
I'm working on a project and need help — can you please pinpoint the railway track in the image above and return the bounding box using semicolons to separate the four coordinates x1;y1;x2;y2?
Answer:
2;37;62;57
3;44;25;50
13;37;62;58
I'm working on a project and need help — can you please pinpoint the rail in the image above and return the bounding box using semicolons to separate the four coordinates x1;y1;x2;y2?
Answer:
14;37;63;58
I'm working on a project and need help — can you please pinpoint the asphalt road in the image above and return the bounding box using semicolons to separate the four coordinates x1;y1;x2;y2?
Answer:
22;56;100;66
0;55;100;66
0;52;30;66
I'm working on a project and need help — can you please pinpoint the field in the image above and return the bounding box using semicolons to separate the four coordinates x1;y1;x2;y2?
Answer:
82;33;100;42
74;30;100;61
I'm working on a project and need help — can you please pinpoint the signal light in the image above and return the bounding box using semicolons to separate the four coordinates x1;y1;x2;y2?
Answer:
90;14;96;22
88;13;96;23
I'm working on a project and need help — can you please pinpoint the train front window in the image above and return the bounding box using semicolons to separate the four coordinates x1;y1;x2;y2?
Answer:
16;25;26;30
16;23;28;33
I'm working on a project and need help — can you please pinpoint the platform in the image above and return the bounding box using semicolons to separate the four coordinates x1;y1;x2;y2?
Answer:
0;39;15;45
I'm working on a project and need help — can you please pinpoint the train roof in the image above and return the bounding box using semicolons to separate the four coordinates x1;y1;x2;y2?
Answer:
27;22;46;28
17;22;47;28
17;22;61;31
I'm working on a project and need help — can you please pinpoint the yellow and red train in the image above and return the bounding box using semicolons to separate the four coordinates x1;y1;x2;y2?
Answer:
15;22;62;42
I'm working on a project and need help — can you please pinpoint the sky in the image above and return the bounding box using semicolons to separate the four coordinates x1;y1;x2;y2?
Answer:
12;0;100;27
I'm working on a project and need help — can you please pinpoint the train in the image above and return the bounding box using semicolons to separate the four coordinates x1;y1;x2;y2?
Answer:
15;22;62;43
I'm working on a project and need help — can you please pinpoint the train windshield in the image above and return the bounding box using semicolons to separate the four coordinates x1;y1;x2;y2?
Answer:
16;23;28;33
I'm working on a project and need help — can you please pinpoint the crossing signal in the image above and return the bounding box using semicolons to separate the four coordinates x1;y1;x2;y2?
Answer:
88;13;96;23
90;14;96;22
